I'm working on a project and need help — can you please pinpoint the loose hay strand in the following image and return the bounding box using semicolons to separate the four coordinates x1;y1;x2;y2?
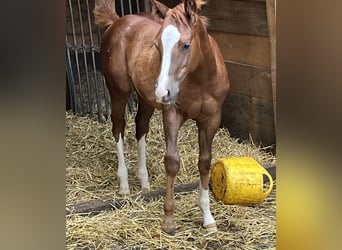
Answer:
66;110;276;249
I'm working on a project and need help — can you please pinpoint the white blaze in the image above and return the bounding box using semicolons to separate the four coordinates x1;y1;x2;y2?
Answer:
155;25;180;99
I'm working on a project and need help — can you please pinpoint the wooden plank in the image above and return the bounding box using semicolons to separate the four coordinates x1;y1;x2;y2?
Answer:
266;0;276;125
221;91;250;141
221;91;275;147
210;31;270;67
226;62;272;100
202;0;268;36
248;96;275;147
67;182;200;216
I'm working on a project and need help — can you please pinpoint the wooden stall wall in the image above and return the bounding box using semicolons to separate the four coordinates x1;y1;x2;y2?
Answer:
201;0;276;149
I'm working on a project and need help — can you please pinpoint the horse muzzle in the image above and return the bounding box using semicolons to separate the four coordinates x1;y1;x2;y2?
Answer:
155;90;172;105
155;88;177;105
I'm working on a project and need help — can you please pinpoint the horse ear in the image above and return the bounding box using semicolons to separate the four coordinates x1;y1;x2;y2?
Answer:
150;0;169;19
184;0;198;24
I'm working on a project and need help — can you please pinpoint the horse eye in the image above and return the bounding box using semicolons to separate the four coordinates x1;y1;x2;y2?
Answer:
182;42;191;51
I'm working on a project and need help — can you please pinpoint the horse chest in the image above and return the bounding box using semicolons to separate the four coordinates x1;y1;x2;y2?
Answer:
180;95;218;121
201;99;218;116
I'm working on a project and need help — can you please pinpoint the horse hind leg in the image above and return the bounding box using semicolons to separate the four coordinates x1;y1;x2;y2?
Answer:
116;132;129;195
107;79;131;195
135;98;154;191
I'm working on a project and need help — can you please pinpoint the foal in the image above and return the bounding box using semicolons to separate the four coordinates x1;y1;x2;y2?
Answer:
94;0;229;234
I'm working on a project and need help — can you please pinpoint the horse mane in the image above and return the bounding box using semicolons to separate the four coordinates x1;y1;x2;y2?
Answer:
183;0;207;9
195;0;207;9
199;15;209;28
195;0;209;27
173;1;209;29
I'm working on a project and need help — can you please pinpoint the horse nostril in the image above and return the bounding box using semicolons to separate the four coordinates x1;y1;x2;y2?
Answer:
162;95;169;103
162;90;170;103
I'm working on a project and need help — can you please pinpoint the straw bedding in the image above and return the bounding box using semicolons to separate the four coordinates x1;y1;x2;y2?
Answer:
66;109;276;249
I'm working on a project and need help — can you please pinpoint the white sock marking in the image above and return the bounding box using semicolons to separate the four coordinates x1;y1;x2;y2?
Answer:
155;25;180;99
117;134;129;195
198;182;216;227
137;134;149;189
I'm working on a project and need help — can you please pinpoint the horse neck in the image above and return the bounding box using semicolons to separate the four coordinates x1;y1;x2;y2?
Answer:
192;23;217;78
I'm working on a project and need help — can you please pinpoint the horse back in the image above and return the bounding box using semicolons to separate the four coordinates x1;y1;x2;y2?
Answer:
99;15;160;84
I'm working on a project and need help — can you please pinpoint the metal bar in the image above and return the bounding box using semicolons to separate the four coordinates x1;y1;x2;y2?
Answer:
66;36;77;113
77;0;93;117
128;0;133;14
120;0;124;16
86;0;103;122
68;0;85;116
68;0;77;47
66;65;75;112
143;0;151;12
91;51;102;123
86;0;100;119
86;0;95;48
136;0;140;13
102;76;110;120
66;3;77;113
96;27;102;49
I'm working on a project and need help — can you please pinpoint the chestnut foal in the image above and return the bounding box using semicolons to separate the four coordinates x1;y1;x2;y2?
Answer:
94;0;229;234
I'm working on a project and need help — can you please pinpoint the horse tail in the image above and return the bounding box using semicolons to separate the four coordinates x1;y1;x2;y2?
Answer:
93;0;119;28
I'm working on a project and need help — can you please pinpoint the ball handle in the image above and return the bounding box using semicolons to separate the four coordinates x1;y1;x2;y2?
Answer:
262;169;274;198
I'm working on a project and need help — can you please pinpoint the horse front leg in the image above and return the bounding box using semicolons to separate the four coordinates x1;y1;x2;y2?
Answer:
161;107;183;235
197;114;221;231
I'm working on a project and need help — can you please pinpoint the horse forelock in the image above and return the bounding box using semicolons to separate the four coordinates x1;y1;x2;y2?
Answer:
166;3;209;30
180;0;207;10
196;0;207;10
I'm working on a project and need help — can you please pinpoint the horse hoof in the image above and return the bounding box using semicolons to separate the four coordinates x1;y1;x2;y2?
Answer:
162;228;176;236
204;223;217;232
118;189;130;197
140;180;150;191
141;186;150;192
161;221;176;236
118;183;130;196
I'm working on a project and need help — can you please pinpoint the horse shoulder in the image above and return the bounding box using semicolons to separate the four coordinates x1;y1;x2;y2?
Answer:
131;42;162;108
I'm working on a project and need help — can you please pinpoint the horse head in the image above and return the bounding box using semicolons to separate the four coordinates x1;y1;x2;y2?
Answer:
154;0;206;105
